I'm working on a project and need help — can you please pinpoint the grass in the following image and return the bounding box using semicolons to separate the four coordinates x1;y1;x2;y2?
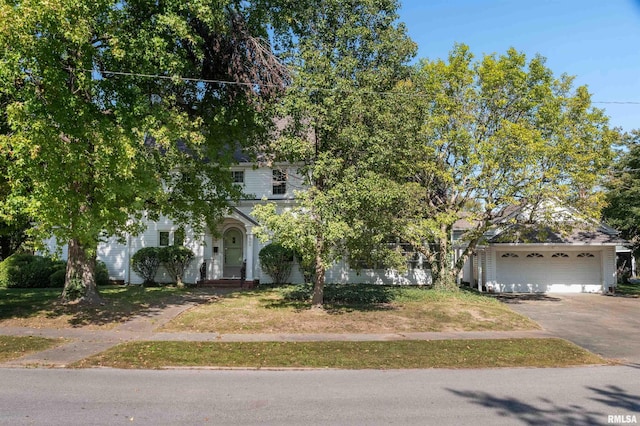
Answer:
73;338;605;369
616;281;640;296
0;335;62;362
0;284;538;333
161;285;539;333
0;286;220;329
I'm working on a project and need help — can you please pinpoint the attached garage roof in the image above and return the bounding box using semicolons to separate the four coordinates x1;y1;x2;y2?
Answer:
489;224;627;245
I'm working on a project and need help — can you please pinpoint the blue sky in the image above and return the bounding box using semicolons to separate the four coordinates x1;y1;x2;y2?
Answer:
397;0;640;132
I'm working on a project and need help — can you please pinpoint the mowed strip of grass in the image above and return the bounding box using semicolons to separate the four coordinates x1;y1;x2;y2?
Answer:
73;338;605;370
0;336;62;362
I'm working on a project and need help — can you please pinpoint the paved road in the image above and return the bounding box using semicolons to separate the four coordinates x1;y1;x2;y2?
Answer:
503;294;640;363
0;366;638;425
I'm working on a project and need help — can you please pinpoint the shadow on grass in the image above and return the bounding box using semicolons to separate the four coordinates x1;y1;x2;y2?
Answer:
490;293;563;304
261;284;400;313
0;286;232;328
448;383;640;425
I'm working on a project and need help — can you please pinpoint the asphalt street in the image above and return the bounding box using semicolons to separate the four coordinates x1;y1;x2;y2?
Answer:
1;366;638;425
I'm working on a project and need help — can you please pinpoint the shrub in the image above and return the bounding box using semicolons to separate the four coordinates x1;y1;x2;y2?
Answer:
0;253;61;288
259;243;295;285
48;268;66;288
131;247;162;286
96;260;109;286
47;260;108;288
159;245;195;287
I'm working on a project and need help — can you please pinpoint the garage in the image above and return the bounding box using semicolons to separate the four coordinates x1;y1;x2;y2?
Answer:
494;250;603;293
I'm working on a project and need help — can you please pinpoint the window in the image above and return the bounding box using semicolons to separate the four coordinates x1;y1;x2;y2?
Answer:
159;231;170;247
526;252;544;258
551;252;569;258
231;170;244;184
160;229;184;246
272;169;287;195
577;252;595;258
501;253;519;258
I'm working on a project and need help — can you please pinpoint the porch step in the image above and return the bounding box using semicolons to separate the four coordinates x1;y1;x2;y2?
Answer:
197;279;258;289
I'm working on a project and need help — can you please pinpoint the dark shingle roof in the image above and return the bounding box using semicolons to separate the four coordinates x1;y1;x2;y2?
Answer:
489;223;627;245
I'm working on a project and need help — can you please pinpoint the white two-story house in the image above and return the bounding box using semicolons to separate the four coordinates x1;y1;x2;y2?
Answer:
46;159;625;293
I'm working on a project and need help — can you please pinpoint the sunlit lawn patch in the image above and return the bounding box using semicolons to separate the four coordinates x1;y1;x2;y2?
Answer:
162;285;538;334
0;336;62;362
73;338;605;369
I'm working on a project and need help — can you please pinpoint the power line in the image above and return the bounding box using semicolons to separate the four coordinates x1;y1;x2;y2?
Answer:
84;68;285;89
83;68;640;105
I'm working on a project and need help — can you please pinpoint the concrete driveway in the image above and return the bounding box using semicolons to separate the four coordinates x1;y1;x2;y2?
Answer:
502;293;640;364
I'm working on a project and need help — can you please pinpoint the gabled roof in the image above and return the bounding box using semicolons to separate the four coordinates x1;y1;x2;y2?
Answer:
231;207;260;226
489;223;627;245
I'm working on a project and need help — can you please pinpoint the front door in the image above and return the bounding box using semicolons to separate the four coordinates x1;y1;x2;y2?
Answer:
223;228;243;278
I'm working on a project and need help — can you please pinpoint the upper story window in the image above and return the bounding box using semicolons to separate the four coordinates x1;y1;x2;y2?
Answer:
231;170;244;184
272;169;287;195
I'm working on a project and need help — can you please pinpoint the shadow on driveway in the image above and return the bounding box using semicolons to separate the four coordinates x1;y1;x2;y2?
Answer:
492;294;563;304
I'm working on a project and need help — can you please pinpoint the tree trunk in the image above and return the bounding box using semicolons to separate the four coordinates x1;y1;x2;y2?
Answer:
433;224;458;291
176;277;185;288
311;232;325;308
62;238;103;304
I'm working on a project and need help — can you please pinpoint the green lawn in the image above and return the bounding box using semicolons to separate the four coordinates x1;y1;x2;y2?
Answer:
0;336;62;362
0;286;219;329
617;281;640;296
162;285;539;333
73;338;605;369
0;285;538;332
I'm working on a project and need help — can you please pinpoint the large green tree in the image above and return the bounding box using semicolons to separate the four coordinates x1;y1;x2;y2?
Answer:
390;45;618;289
603;130;640;258
0;0;289;302
0;93;30;260
253;0;416;307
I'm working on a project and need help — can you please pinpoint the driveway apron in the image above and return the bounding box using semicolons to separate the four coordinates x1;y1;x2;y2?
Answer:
503;293;640;364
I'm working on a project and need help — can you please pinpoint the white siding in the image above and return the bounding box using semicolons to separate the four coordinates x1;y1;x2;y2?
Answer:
111;216;206;285
325;260;432;285
235;165;304;200
97;236;128;281
40;237;68;260
603;246;616;290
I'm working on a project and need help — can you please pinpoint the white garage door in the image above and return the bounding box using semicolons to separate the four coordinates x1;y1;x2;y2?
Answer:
495;251;602;293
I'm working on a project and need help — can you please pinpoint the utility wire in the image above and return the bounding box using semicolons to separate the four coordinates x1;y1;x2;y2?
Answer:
83;68;640;105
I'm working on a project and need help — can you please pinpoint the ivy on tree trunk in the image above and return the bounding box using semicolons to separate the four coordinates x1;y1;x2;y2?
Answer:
63;239;102;304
